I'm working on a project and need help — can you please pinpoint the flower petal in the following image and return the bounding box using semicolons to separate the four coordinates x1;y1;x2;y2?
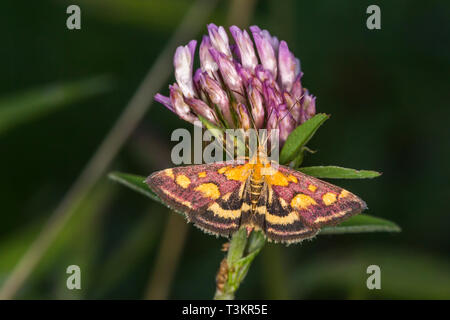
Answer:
185;97;218;125
229;26;258;71
301;94;316;123
170;84;198;123
174;40;197;98
263;80;283;115
261;29;279;54
199;36;218;77
207;23;232;58
209;48;243;97
250;26;277;79
283;91;301;123
248;86;265;128
277;103;296;145
290;73;303;101
237;103;251;130
154;93;173;112
278;41;297;91
199;72;234;126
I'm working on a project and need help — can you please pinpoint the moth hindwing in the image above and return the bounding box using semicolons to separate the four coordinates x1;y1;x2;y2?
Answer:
146;161;367;244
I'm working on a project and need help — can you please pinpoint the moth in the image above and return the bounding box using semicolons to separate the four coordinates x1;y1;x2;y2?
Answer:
146;153;367;244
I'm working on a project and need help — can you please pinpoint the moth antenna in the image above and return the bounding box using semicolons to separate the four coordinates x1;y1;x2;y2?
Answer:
261;96;304;158
246;106;263;162
207;127;236;163
278;96;303;124
237;86;263;162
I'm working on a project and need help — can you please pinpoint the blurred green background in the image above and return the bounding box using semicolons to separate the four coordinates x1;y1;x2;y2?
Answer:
1;0;449;299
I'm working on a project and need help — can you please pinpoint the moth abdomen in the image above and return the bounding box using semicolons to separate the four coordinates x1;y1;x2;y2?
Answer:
249;174;264;211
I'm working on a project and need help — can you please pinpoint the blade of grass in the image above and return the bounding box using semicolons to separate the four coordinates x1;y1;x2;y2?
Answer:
0;75;112;135
145;213;189;299
93;207;164;298
0;0;220;299
0;182;114;298
38;182;114;299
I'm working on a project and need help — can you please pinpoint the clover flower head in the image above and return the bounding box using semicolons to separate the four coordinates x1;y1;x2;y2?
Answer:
155;24;317;146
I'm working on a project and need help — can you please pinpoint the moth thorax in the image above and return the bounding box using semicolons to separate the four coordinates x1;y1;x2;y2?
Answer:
256;149;269;163
248;145;269;165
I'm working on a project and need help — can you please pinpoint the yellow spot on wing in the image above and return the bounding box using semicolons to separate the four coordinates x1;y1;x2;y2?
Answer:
195;183;220;200
322;192;337;206
198;171;207;178
266;171;289;186
288;175;298;183
267;227;313;236
196;215;238;229
265;211;299;225
218;166;229;174
314;210;348;223
176;174;191;189
255;206;266;214
339;190;350;199
308;184;317;192
223;164;252;181
268;184;275;204
241;202;251;212
161;188;192;209
208;202;241;219
279;197;288;209
165;169;175;179
254;199;299;225
221;192;232;201
291;194;317;210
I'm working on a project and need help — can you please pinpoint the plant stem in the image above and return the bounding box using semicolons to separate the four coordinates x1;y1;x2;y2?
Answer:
145;213;189;299
214;228;266;300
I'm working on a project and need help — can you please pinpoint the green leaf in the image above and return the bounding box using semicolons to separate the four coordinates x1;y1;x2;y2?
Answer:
320;214;401;234
292;149;305;168
280;113;329;164
0;75;113;135
298;166;382;179
108;172;161;204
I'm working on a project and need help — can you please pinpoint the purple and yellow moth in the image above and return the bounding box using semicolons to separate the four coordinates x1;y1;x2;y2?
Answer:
146;155;367;244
